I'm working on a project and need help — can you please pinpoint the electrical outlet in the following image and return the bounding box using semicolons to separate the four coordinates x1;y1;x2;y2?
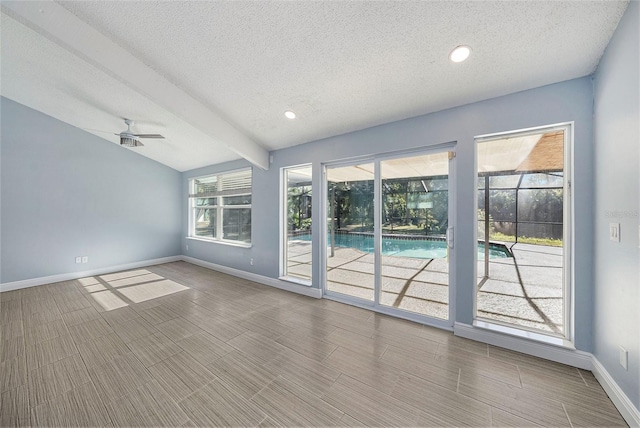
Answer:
250;258;254;266
82;256;88;264
186;244;189;251
619;346;628;370
75;257;82;264
609;223;620;242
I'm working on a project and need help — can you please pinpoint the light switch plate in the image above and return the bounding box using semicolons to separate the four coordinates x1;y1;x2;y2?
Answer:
619;346;628;370
75;257;81;264
609;223;620;242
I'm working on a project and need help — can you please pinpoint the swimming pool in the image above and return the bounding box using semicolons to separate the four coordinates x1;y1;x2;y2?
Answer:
294;233;511;259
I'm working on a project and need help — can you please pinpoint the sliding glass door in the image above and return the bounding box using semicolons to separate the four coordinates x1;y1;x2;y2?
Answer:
325;163;375;301
324;148;453;324
379;153;450;319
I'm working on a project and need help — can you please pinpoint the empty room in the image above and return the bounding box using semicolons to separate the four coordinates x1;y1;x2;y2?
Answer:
1;1;638;427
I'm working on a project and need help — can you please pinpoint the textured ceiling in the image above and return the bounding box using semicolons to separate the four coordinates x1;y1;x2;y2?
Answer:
0;13;241;171
1;1;629;171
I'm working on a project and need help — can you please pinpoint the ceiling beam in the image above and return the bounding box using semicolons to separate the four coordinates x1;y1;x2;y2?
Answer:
1;1;270;170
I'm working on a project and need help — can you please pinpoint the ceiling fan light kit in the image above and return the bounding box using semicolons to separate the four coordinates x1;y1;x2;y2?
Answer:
120;135;143;147
117;118;163;147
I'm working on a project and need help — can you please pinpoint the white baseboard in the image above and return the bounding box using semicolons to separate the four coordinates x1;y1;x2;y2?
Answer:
592;356;640;427
0;255;323;301
454;322;593;370
0;254;323;300
0;256;182;292
181;256;322;299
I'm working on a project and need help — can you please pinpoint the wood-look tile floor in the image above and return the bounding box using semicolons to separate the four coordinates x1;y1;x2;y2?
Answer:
0;261;627;427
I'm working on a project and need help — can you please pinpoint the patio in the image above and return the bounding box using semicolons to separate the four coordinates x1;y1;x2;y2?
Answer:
286;239;563;334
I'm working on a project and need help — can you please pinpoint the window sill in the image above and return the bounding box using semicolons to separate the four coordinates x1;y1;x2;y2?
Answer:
186;236;252;249
278;276;312;287
473;319;575;349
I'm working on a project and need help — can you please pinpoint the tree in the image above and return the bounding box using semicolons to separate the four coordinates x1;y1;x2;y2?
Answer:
288;185;312;231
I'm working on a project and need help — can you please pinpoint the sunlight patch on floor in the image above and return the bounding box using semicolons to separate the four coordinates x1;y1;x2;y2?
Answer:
117;279;189;303
78;269;190;311
90;289;129;311
107;273;164;288
99;269;153;282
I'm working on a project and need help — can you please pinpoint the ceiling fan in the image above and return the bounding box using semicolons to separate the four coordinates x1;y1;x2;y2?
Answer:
117;119;164;147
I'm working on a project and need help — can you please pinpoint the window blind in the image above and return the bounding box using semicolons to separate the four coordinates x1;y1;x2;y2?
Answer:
190;168;252;198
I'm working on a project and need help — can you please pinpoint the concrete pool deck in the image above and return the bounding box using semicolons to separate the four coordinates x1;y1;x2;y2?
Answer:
286;240;563;334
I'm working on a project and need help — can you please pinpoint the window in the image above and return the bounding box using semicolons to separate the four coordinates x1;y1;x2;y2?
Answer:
189;168;252;244
475;125;571;344
281;165;312;283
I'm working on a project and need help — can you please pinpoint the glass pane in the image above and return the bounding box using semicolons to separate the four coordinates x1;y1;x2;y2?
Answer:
430;179;447;191
284;165;312;281
223;195;252;205
487;189;517;222
517;189;563;223
380;152;449;319
222;208;251;243
520;172;564;188
489;174;521;189
194;176;217;195
195;198;217;206
326;163;374;301
476;129;565;336
193;208;216;238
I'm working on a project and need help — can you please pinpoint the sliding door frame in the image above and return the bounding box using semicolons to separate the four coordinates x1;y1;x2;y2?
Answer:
322;156;376;308
320;143;457;329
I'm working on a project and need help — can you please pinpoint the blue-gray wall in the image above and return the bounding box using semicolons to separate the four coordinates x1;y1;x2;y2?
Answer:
0;97;182;283
593;0;639;410
182;76;595;352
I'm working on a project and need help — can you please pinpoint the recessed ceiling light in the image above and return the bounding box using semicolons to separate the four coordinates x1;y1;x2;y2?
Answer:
284;110;296;119
449;45;471;63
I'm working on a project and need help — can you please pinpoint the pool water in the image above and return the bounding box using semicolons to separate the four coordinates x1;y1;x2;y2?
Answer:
295;233;511;259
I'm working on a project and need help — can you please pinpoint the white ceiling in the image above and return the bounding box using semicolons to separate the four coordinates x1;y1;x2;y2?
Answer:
0;1;628;172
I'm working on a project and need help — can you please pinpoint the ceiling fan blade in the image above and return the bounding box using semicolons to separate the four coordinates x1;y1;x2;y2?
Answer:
77;127;115;135
134;134;165;139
